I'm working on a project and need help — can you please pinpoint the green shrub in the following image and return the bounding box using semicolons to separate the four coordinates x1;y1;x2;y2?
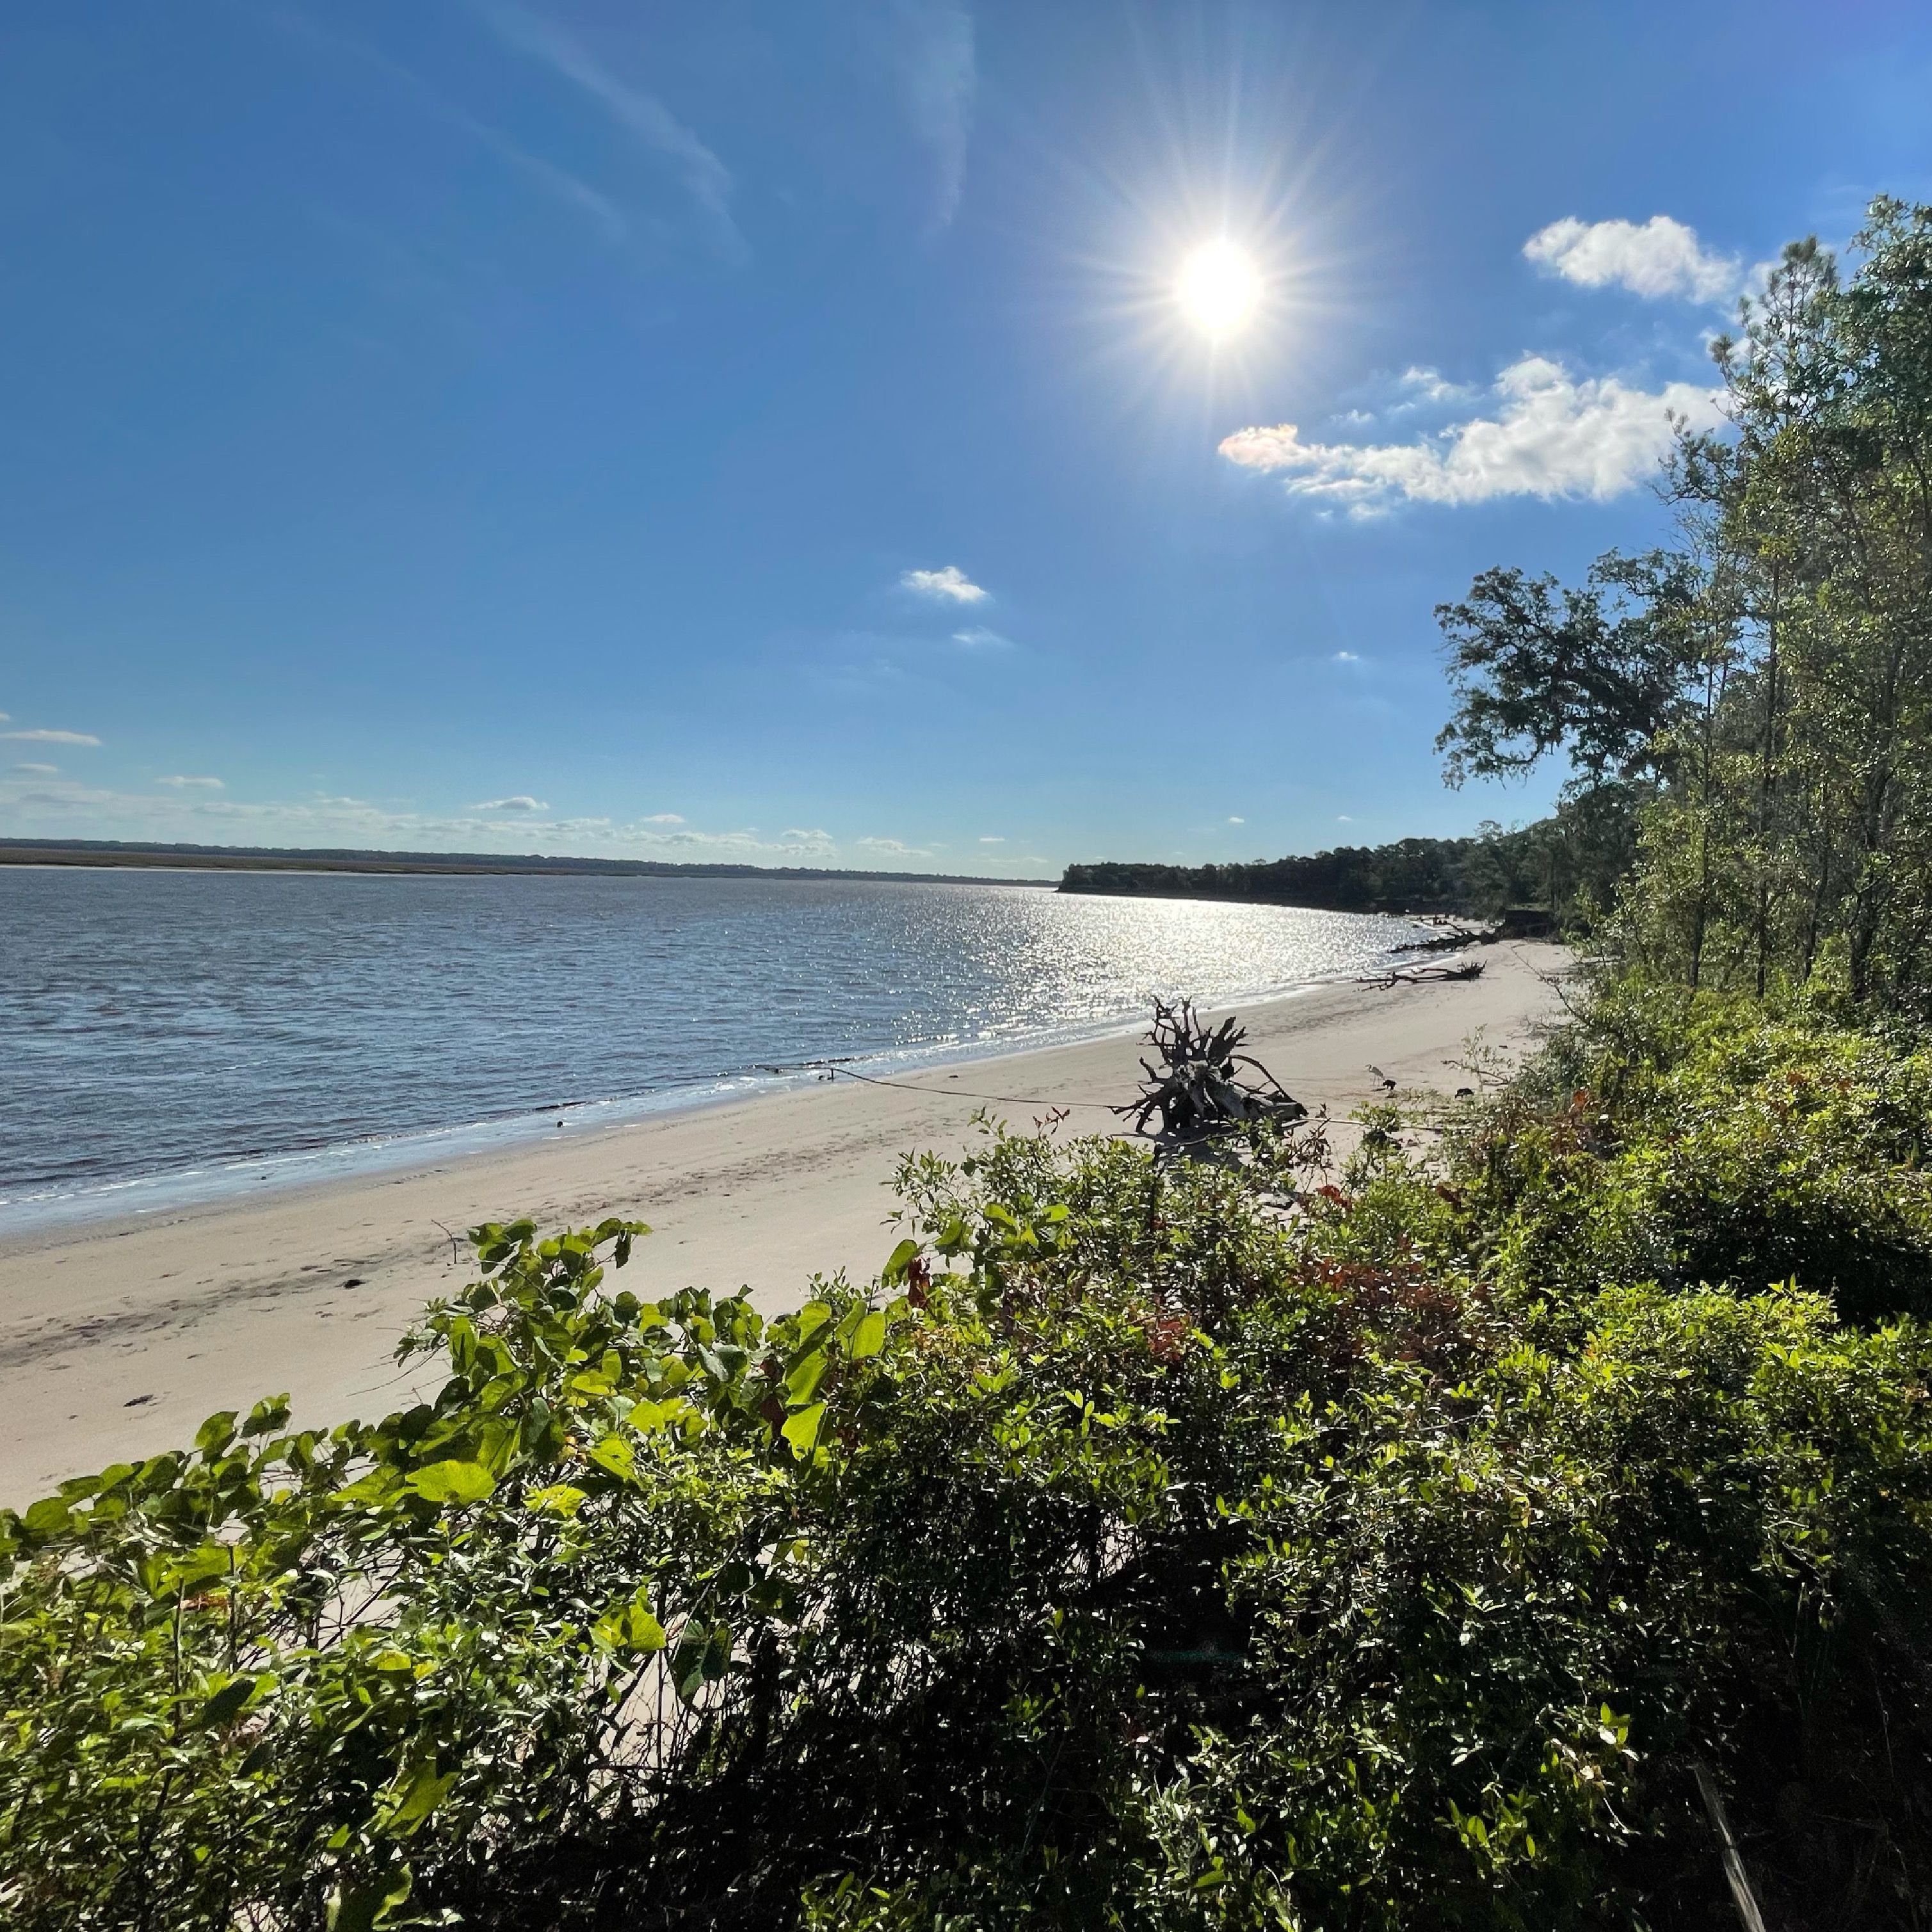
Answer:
1444;985;1932;1321
6;1099;1932;1928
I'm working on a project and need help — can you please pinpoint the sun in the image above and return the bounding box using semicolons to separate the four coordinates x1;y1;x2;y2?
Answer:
1177;239;1262;337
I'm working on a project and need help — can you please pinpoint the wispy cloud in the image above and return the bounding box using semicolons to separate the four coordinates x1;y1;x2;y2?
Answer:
642;811;685;825
950;625;1011;650
1220;355;1723;514
855;835;934;858
1392;366;1474;407
477;1;743;259
901;564;987;602
3;727;101;745
978;835;1004;844
12;762;58;775
1525;215;1741;303
157;774;223;789
0;773;856;863
887;0;977;231
1227;816;1245;825
1333;650;1361;663
472;794;547;811
275;7;625;241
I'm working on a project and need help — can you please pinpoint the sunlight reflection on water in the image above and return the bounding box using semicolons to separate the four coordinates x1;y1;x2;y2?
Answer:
1;870;1428;1218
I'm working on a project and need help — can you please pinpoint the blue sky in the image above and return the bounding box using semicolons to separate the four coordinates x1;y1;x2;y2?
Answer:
3;1;1929;876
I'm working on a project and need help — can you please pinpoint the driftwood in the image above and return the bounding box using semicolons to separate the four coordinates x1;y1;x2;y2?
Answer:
1115;999;1307;1148
1396;912;1516;954
1357;959;1486;989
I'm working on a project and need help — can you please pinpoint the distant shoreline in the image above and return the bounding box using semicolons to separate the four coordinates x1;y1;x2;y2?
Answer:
0;837;1053;887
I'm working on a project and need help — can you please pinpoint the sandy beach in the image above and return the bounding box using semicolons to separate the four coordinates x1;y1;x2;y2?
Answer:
0;943;1568;1504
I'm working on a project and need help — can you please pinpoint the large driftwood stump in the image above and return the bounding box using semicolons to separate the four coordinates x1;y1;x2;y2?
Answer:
1116;999;1308;1151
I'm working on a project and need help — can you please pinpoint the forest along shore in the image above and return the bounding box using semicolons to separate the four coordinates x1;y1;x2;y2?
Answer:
0;944;1566;1504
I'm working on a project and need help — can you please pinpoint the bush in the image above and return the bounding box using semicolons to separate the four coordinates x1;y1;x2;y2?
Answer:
6;1090;1932;1928
1442;983;1932;1323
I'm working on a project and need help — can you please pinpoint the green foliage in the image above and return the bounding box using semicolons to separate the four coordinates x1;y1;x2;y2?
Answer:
1064;824;1556;922
1445;985;1932;1323
7;1071;1932;1928
1435;195;1932;1013
1434;551;1714;790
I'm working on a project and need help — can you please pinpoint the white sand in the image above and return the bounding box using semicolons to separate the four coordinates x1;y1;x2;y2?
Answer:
0;943;1569;1504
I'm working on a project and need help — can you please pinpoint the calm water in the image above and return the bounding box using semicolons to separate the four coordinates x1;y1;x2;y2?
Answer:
0;869;1429;1228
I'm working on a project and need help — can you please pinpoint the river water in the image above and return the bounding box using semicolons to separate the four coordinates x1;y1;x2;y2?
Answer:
0;868;1429;1229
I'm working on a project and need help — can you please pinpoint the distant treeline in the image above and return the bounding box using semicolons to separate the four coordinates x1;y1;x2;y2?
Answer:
1058;810;1622;918
0;838;1047;889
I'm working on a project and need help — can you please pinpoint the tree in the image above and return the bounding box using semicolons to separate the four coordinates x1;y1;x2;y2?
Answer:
1434;551;1716;791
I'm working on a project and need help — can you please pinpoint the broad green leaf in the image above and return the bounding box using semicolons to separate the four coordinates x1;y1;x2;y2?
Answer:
328;1868;414;1932
846;1310;887;1360
384;1759;457;1834
880;1237;921;1284
585;1433;636;1483
593;1590;667;1655
524;1483;588;1518
333;1467;405;1509
781;1403;826;1460
22;1496;71;1540
784;1351;830;1405
630;1397;689;1432
404;1460;496;1506
195;1410;239;1456
178;1541;234;1584
196;1675;255;1727
242;1393;293;1437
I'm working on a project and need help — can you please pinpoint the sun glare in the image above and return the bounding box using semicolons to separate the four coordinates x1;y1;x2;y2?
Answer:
1178;240;1261;337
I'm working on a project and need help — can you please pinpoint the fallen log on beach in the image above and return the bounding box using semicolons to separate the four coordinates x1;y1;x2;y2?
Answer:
1357;959;1486;988
1399;925;1487;953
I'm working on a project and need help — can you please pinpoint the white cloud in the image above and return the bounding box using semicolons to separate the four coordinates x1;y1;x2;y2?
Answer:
0;711;9;721
887;0;976;230
1333;650;1360;663
157;775;223;789
901;564;987;603
1394;366;1474;406
1220;355;1724;513
643;811;685;824
2;727;101;745
477;1;743;259
473;794;547;812
0;772;852;864
1227;816;1245;825
979;835;1004;843
950;625;1011;650
855;835;933;858
12;761;57;775
1524;215;1740;303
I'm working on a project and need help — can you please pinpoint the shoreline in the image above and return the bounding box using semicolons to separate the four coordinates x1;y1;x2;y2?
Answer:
0;957;1423;1241
0;842;1054;886
0;944;1568;1504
